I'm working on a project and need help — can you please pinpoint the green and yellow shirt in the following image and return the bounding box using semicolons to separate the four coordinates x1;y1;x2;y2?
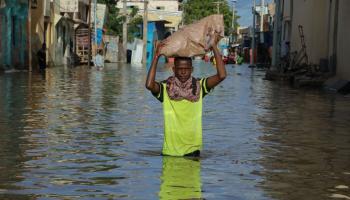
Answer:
153;78;211;156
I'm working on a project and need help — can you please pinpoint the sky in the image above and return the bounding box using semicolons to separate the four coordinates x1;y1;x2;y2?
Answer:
231;0;272;27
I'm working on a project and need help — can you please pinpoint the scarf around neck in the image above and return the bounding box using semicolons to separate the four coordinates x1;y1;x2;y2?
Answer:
166;76;200;102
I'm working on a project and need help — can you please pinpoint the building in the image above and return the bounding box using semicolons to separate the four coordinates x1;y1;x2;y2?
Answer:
116;0;183;31
277;0;350;81
48;0;90;66
0;0;29;71
145;20;168;69
30;0;51;68
74;0;91;64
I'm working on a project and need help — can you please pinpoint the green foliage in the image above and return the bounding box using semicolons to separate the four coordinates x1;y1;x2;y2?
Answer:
97;0;142;41
128;15;143;42
183;0;240;35
97;0;121;35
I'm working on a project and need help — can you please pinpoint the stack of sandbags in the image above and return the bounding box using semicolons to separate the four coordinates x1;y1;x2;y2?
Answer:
160;14;224;57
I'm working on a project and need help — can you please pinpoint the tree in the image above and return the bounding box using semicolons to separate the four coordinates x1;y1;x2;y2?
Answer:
97;0;143;41
128;15;143;42
97;0;122;35
183;0;240;35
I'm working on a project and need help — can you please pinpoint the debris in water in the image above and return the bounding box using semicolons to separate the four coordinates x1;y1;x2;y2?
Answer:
330;194;350;199
335;185;349;189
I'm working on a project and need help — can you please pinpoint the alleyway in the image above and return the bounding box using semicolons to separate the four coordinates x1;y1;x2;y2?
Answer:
0;61;349;199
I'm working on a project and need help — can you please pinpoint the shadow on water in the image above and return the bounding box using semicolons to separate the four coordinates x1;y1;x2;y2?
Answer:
0;62;349;199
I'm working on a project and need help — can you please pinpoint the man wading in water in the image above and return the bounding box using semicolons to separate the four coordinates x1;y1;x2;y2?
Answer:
145;33;226;157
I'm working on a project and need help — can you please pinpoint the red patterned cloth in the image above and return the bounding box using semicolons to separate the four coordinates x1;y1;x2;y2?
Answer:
166;76;200;102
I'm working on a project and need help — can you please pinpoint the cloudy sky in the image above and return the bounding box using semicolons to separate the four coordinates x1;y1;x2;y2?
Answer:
232;0;272;27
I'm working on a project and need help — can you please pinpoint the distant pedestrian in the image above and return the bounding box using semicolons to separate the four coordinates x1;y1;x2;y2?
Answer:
145;32;226;157
37;43;46;72
94;49;104;70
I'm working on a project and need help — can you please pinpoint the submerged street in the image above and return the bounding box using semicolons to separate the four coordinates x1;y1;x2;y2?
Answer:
0;61;350;199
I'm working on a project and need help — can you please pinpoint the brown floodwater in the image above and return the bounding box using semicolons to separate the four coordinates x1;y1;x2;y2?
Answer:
0;61;349;199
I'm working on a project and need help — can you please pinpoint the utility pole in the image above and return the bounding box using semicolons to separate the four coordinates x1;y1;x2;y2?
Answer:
142;0;148;67
250;0;256;67
94;0;97;57
260;0;265;32
271;0;281;70
181;2;185;27
122;0;128;63
28;0;32;72
213;1;222;14
88;0;92;67
231;0;237;43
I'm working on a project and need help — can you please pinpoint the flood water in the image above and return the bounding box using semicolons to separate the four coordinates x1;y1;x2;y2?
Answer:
0;61;349;200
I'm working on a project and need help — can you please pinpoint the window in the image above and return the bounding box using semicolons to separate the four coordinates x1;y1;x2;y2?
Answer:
156;6;165;10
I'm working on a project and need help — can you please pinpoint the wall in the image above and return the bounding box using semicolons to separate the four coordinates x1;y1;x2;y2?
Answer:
116;0;182;29
289;0;329;65
336;0;350;80
31;0;45;68
0;0;28;70
51;0;75;66
104;35;119;63
117;0;179;12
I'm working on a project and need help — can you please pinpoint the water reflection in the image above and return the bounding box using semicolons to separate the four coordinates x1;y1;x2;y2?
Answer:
0;72;34;199
159;156;202;200
256;84;350;199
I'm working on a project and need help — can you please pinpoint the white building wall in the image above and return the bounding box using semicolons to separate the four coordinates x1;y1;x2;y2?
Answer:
116;0;181;29
116;0;179;12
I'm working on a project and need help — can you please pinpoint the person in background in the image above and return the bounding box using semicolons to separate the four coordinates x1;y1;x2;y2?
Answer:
37;43;47;72
94;49;104;70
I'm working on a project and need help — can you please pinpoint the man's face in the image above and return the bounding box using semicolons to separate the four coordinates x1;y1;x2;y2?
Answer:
173;60;193;83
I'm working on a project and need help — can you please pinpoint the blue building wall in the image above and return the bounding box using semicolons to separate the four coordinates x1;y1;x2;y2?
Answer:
145;21;167;71
0;0;28;71
146;22;156;71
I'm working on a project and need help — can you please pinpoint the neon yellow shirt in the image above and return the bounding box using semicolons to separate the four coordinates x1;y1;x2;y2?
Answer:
154;78;210;156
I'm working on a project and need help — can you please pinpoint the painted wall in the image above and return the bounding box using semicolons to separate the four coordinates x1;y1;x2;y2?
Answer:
283;0;350;80
289;0;329;66
31;0;45;69
146;22;156;70
55;18;74;66
336;0;350;80
0;0;28;70
52;0;74;66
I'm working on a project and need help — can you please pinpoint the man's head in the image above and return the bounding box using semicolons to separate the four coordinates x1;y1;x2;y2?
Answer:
173;57;193;83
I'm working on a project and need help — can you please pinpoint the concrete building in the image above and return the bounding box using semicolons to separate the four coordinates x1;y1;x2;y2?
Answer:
279;0;350;81
30;0;51;68
116;0;182;31
49;0;90;66
0;0;29;71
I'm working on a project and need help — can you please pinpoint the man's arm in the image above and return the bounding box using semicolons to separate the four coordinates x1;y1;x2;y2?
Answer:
145;42;163;94
206;34;227;90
